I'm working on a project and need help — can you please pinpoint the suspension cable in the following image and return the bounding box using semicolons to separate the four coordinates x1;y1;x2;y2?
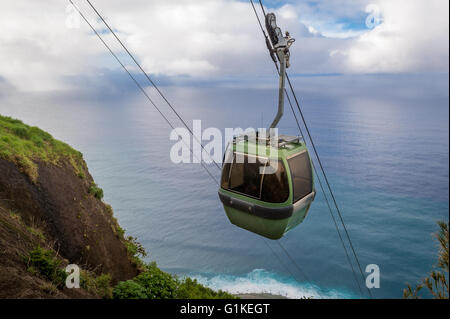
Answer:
249;0;331;296
68;0;219;186
83;1;323;295
71;0;357;299
311;161;364;296
262;239;320;297
85;0;222;172
268;48;364;297
285;72;372;298
275;241;313;284
69;1;316;298
282;73;363;297
251;0;371;298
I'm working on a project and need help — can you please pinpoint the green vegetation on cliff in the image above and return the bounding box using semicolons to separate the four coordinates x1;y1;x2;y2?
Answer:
0;115;84;182
26;246;68;288
113;262;235;299
0;115;235;299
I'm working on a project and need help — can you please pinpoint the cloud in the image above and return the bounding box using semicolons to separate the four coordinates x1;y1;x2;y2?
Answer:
289;0;372;37
341;0;449;73
0;0;447;93
0;1;119;91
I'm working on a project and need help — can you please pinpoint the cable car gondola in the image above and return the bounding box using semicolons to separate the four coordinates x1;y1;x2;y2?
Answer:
218;12;316;240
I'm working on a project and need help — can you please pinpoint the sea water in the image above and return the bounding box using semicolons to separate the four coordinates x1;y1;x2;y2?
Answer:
0;73;448;298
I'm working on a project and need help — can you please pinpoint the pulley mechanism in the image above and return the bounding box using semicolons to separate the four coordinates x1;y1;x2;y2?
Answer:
264;13;295;129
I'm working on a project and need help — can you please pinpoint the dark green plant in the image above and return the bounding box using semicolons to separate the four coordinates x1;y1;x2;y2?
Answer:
27;225;46;242
81;271;113;299
117;226;125;238
27;246;67;288
134;262;177;299
12;126;30;139
88;182;104;200
124;235;147;267
95;274;113;299
175;277;236;299
113;280;148;299
404;221;449;299
112;262;237;299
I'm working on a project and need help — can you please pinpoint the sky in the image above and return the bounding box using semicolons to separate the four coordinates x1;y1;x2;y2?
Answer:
0;0;448;93
0;1;448;299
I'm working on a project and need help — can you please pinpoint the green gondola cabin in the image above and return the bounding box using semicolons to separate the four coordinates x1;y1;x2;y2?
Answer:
219;133;315;239
218;12;316;239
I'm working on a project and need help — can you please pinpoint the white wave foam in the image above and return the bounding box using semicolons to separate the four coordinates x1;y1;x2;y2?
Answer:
188;269;354;299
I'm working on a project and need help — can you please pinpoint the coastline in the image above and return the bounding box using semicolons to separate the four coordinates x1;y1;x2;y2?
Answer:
234;293;288;299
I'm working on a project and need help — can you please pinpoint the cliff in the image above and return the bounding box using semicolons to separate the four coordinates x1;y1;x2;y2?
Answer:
0;115;138;298
0;114;235;299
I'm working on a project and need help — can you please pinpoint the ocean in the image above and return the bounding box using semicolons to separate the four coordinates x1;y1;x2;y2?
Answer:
0;72;448;298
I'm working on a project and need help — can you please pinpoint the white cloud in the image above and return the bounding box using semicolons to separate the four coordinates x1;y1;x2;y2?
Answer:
343;0;449;72
0;1;107;91
103;0;265;77
0;0;447;92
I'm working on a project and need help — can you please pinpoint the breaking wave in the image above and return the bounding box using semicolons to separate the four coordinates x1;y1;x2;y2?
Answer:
187;269;357;299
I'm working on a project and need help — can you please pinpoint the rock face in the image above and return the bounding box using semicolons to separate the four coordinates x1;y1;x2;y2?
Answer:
0;157;138;298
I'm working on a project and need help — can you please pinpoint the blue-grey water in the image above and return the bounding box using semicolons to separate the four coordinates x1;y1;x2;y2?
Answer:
0;73;448;298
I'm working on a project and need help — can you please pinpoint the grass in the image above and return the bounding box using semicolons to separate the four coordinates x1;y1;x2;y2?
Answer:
5;209;46;243
175;277;236;299
26;225;46;242
40;283;58;295
80;271;113;299
26;246;67;288
0;114;85;182
1;115;234;299
112;262;237;299
124;235;147;268
27;247;114;298
106;204;144;267
88;182;104;200
9;210;22;222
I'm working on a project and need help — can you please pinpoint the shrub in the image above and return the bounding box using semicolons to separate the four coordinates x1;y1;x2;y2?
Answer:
124;235;147;267
88;182;104;200
175;277;236;299
116;226;125;238
404;221;449;299
113;280;148;299
27;246;67;288
27;226;46;242
95;274;113;299
112;262;237;299
81;271;113;299
134;263;177;299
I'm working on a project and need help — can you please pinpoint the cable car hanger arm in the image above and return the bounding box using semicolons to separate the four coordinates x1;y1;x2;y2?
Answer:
264;13;295;130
